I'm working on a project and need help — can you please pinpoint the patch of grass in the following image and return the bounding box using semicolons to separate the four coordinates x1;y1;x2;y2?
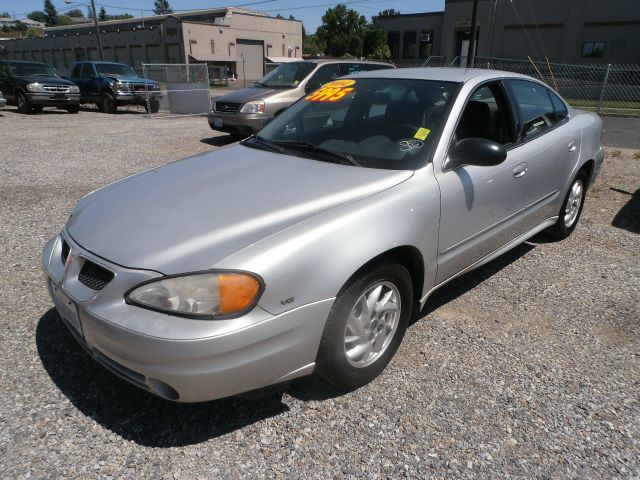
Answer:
610;150;622;158
633;152;640;160
566;99;640;117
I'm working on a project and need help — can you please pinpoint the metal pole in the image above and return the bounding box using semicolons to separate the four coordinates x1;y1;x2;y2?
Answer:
598;64;611;115
466;0;479;68
90;0;104;61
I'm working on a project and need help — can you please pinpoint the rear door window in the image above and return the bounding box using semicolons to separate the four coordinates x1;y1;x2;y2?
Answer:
509;79;556;140
80;63;94;79
70;64;81;78
548;89;569;123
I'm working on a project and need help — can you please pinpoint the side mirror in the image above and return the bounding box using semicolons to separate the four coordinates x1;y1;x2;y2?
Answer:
449;137;507;169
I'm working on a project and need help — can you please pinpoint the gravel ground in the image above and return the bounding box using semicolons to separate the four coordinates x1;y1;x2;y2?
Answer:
1;107;638;479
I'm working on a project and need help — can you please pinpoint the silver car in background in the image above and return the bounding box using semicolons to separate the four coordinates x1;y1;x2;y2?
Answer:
0;90;6;109
207;59;394;138
43;68;604;402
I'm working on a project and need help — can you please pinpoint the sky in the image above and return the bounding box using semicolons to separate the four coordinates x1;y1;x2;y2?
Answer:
3;0;445;33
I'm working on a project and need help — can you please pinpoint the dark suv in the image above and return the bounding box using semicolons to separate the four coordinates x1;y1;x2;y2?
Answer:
69;61;161;113
0;60;81;114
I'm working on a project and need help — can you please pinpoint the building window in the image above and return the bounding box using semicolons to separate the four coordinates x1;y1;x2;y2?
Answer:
387;31;400;58
582;41;604;58
211;39;215;54
419;30;433;58
403;31;417;58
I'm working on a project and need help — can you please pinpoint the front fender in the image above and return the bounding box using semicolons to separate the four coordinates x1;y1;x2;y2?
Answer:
215;167;440;316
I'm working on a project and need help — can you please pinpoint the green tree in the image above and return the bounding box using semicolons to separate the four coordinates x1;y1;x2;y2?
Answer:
57;15;74;25
98;7;108;21
0;11;11;17
316;4;367;57
377;9;400;16
110;13;133;19
67;9;84;17
43;0;58;26
303;33;324;57
153;0;173;15
26;27;41;38
27;10;47;23
362;24;387;58
15;21;28;33
370;43;391;62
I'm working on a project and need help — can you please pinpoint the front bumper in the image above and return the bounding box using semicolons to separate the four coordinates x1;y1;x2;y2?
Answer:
114;91;162;105
42;232;332;402
207;111;272;136
592;143;605;185
27;92;80;106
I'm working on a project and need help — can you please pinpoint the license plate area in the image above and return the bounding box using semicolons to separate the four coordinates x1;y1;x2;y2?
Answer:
50;280;83;336
214;118;223;127
52;93;67;99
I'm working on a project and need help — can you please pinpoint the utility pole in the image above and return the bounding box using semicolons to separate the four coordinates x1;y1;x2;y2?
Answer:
466;0;479;68
65;0;104;60
90;0;104;60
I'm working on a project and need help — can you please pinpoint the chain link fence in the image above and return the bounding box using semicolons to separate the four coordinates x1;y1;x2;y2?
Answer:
393;56;640;149
142;63;211;117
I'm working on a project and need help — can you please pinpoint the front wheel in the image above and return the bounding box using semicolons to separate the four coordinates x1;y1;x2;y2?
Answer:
545;172;587;239
100;92;117;113
316;263;412;389
66;105;80;114
17;92;32;114
146;97;160;113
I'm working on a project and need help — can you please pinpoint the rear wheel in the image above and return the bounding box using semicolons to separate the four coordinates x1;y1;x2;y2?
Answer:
545;172;587;239
316;263;412;389
17;92;32;114
100;92;117;113
32;105;44;113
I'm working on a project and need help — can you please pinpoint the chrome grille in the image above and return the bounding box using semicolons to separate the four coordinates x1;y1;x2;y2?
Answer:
43;85;70;93
215;102;241;113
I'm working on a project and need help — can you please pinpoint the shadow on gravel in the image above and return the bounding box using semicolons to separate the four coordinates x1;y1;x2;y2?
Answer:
611;187;640;234
200;136;240;148
36;309;290;447
415;242;535;323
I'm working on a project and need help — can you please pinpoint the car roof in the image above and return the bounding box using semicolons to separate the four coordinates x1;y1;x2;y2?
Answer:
2;59;49;65
302;58;393;66
349;67;531;83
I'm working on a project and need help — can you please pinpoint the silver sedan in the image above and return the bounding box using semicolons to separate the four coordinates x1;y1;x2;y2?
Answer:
42;68;604;402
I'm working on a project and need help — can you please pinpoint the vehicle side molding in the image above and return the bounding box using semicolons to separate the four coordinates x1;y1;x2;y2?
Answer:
449;137;507;169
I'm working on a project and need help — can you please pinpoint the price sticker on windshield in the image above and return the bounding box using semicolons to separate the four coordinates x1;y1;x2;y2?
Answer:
305;79;356;102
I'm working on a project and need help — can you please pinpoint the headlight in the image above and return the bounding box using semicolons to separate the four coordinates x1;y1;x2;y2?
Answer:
69;85;80;93
115;81;131;91
240;100;265;114
126;271;263;319
26;83;46;92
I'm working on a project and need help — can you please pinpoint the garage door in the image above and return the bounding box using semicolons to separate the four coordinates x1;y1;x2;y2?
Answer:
236;39;264;84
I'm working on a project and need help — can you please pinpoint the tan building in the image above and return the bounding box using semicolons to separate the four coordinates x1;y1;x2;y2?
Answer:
0;7;302;82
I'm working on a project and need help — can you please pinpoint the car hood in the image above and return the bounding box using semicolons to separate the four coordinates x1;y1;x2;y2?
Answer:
19;75;76;85
66;145;412;274
215;86;290;103
103;74;157;85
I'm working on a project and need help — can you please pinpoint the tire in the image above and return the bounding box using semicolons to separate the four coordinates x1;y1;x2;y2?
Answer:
544;171;587;240
17;92;32;114
100;92;117;113
32;105;44;113
146;97;160;114
66;105;80;114
316;263;413;389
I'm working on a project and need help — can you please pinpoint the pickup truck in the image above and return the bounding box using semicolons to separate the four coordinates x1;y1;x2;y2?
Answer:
69;61;161;113
0;60;81;114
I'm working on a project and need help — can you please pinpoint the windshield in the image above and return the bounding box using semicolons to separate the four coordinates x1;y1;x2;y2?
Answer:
95;63;137;77
256;62;316;88
250;78;459;170
9;62;57;77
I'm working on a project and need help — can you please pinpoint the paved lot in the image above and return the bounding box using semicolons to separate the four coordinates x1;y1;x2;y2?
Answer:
1;108;638;478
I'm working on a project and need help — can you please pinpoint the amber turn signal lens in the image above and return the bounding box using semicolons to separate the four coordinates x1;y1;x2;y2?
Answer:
218;273;261;315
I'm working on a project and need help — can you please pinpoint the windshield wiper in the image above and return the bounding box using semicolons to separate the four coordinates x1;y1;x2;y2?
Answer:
241;135;286;154
272;140;360;167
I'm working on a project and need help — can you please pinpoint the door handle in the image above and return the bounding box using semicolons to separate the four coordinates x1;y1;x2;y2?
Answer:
568;140;577;153
513;162;527;178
